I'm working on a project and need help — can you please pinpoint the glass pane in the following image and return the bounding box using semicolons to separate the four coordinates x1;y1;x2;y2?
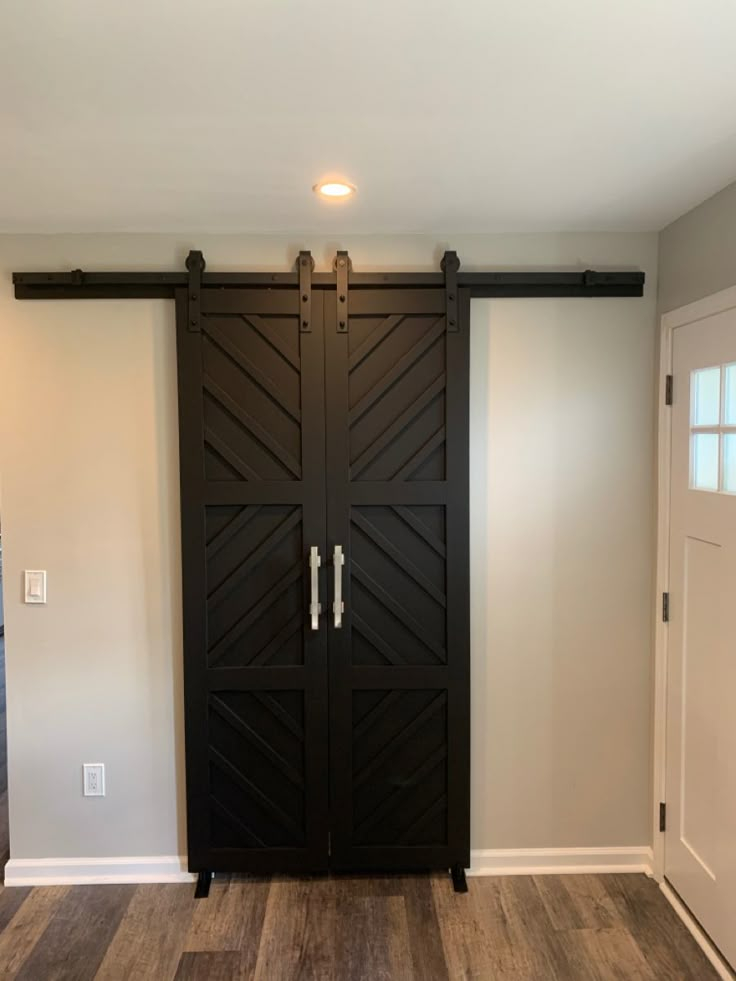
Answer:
725;364;736;426
691;367;721;426
691;433;719;491
724;434;736;493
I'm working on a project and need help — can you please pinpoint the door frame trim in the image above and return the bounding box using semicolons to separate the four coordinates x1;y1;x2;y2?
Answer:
653;283;736;882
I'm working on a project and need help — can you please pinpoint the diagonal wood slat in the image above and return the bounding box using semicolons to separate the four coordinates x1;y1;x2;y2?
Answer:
253;692;304;741
206;506;261;559
350;374;446;478
240;313;300;371
353;614;406;667
204;376;302;479
208;564;302;666
352;562;445;662
353;690;404;739
352;511;446;608
348;315;405;372
353;692;447;790
204;321;301;424
207;508;301;608
204;427;260;481
250;613;302;666
210;747;303;841
210;795;267;848
355;745;447;840
348;319;445;426
210;694;305;790
392;506;446;558
392;426;445;481
397;792;447;845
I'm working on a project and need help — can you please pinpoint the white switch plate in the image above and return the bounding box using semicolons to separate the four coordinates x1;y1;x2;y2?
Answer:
83;763;105;797
24;570;47;604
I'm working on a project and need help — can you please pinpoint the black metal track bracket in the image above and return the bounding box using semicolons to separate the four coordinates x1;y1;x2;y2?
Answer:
185;250;206;333
297;251;314;332
451;863;468;893
334;250;351;333
194;869;212;899
442;251;461;332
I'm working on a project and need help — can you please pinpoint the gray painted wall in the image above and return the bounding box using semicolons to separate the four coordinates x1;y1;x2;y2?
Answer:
659;180;736;313
0;233;657;861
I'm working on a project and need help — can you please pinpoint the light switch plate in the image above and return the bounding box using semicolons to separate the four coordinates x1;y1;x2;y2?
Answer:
24;570;47;604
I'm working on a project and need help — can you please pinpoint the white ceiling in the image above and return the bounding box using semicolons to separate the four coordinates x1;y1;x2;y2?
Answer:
2;0;736;234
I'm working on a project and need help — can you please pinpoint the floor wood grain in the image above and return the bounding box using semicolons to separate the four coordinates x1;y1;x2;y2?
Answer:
15;884;135;981
0;872;722;980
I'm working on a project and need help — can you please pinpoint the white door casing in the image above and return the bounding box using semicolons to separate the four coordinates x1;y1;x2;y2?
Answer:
664;303;736;971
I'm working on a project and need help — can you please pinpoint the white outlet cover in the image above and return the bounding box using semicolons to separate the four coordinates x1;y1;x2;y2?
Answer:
83;763;105;797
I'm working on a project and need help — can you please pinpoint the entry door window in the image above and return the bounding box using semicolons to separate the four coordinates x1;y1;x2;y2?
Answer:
690;363;736;493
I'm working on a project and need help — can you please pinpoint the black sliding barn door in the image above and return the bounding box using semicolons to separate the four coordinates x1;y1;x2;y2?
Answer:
176;282;469;876
325;290;470;872
176;288;329;873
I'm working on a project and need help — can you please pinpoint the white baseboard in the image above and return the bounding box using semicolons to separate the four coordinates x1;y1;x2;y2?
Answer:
660;882;735;981
469;846;654;877
3;847;654;887
4;855;197;887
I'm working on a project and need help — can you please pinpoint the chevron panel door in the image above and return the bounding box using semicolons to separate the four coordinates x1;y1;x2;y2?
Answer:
325;289;470;872
176;288;329;873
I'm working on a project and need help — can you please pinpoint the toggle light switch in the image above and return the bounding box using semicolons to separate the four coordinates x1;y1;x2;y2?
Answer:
24;570;47;604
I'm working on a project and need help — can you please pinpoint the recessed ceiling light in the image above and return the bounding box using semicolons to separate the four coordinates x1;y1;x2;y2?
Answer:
313;180;356;199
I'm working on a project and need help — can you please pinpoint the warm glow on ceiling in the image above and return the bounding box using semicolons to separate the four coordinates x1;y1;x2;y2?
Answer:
313;180;356;199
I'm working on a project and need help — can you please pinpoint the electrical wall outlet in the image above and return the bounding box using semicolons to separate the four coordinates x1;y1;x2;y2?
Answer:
83;763;105;797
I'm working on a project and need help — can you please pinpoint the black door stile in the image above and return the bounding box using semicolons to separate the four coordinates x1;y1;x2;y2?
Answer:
176;287;330;874
175;288;210;871
325;288;470;872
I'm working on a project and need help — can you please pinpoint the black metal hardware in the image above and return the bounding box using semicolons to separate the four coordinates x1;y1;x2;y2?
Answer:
297;250;314;333
334;250;351;332
665;375;673;406
13;264;645;301
659;802;666;833
662;592;670;623
185;250;206;333
451;863;468;893
441;251;460;332
194;870;212;899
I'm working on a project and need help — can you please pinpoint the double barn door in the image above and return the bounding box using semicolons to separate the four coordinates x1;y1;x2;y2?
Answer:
176;280;470;879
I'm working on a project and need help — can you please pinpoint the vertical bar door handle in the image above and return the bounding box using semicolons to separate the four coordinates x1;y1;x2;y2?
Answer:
309;546;322;630
333;545;345;628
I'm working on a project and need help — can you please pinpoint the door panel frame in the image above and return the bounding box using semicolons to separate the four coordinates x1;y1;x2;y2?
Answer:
324;287;470;872
176;287;331;874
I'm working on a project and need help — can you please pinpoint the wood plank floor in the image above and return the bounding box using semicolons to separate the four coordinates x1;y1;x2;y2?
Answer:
0;872;720;980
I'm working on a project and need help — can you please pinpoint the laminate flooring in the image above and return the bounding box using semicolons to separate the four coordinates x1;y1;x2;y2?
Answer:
0;872;721;980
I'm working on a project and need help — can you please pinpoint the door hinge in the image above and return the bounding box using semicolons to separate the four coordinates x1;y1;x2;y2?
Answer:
662;592;670;623
659;801;667;832
665;374;673;406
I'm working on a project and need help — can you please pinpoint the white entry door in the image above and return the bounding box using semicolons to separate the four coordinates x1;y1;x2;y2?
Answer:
665;308;736;969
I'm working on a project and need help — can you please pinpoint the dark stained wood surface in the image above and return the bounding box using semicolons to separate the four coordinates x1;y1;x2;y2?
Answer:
0;873;722;980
